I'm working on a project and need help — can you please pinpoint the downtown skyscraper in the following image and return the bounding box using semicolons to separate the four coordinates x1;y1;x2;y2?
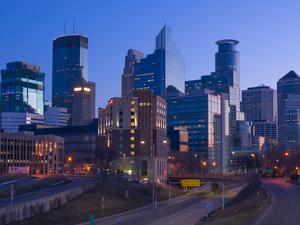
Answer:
277;71;300;152
52;35;88;114
121;49;144;98
241;85;277;150
71;79;95;126
132;25;185;96
0;61;45;132
201;39;242;120
242;85;277;122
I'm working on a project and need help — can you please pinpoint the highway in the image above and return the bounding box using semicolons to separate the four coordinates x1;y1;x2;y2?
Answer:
257;178;300;225
0;176;95;208
0;176;34;192
80;185;242;225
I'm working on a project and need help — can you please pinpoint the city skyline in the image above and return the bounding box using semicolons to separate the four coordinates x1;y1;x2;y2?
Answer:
1;0;300;108
1;2;300;225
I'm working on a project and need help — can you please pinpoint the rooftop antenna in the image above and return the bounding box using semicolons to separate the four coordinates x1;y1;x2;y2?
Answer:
63;21;66;35
73;18;76;34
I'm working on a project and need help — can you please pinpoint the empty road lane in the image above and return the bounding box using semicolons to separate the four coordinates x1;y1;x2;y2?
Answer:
257;178;300;225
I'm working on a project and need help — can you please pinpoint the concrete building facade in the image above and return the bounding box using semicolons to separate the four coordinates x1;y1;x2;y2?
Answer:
99;90;168;183
0;133;64;174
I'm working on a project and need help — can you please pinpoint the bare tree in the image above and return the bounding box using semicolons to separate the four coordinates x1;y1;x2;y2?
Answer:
95;147;117;216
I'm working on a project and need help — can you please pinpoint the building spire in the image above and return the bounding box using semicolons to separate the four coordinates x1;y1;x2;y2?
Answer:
73;18;76;34
63;21;66;35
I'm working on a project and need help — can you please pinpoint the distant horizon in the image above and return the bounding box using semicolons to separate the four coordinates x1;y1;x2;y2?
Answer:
1;0;300;108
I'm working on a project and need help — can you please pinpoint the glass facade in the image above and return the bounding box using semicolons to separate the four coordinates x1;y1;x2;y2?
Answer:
52;35;88;112
277;71;300;151
156;25;185;93
200;40;241;119
1;61;45;115
215;40;240;73
133;49;165;96
214;40;240;116
166;93;221;158
185;79;203;95
133;25;185;96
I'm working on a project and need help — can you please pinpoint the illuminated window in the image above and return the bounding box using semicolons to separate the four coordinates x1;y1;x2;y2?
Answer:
74;87;82;92
130;137;135;141
131;122;135;126
131;101;135;105
130;144;135;148
131;115;135;119
130;151;135;156
130;129;135;134
130;108;135;112
84;87;91;92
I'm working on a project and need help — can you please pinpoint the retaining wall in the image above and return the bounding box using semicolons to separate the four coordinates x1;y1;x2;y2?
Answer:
0;183;95;225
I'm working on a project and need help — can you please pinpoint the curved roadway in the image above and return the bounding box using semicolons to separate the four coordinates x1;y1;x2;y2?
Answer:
257;178;300;225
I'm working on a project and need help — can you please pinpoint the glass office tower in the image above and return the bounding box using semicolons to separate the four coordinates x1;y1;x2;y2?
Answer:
213;39;240;115
52;35;88;113
166;89;230;173
201;40;241;120
133;49;165;96
134;25;185;96
1;61;44;115
277;71;300;151
156;25;185;93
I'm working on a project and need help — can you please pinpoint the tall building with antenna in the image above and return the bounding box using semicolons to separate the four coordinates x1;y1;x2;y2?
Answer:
52;34;88;117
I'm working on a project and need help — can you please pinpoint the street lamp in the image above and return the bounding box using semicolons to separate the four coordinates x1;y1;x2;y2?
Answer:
140;140;156;208
212;161;217;174
201;161;207;176
251;153;256;174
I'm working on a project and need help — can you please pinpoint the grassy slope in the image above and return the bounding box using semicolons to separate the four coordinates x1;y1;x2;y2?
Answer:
11;178;183;225
197;177;271;225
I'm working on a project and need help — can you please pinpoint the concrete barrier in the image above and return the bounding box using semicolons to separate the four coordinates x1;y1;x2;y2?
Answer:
0;183;95;225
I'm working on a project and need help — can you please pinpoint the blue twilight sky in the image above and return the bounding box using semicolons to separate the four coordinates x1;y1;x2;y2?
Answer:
1;0;300;108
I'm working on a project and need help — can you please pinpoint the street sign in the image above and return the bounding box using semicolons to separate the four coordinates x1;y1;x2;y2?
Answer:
181;179;200;187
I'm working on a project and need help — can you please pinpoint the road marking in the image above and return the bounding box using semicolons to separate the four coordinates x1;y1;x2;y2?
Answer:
52;181;65;186
253;191;275;225
0;177;28;187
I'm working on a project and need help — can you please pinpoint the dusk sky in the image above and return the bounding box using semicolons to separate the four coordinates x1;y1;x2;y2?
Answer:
1;0;300;107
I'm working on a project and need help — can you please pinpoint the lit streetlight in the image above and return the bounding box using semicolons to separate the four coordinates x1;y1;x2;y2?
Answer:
251;153;256;174
140;140;156;208
67;156;72;162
